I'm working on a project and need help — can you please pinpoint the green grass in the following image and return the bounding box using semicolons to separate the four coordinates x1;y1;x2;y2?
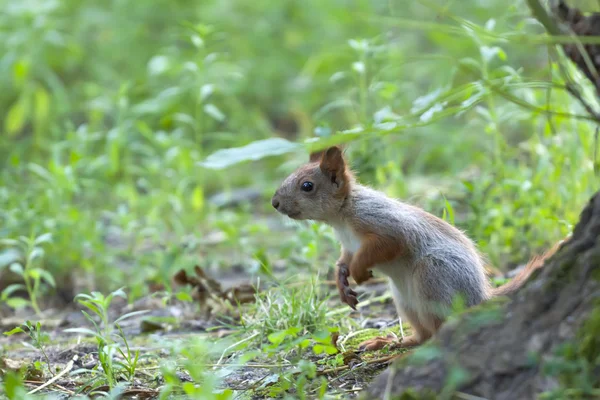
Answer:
1;0;599;398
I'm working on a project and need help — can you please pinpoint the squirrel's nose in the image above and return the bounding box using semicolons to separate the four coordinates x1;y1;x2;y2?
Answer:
272;197;280;209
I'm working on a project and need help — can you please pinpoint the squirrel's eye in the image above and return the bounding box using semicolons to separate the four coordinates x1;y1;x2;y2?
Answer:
301;182;314;192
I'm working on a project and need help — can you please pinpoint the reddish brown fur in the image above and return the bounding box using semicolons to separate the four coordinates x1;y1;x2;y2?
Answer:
316;147;352;200
349;232;408;284
491;237;567;296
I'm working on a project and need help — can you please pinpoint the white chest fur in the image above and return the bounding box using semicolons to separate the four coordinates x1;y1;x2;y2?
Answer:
331;223;362;254
330;222;417;313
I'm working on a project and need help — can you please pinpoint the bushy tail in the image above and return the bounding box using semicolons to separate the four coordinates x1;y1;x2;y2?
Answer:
491;237;568;297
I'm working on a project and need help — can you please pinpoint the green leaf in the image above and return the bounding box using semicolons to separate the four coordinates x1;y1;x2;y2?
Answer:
323;344;338;355
176;291;193;302
73;293;94;301
9;263;24;276
215;389;233;400
192;186;204;211
267;330;288;345
33;233;53;246
203;103;225;121
284;327;301;336
462;180;474;192
199;138;301;170
1;284;26;300
0;248;21;269
111;287;128;300
34;87;50;125
13;60;30;86
27;268;42;280
3;327;25;336
253;248;272;276
63;327;104;340
38;270;56;288
27;248;44;264
6;298;29;310
114;310;151;324
0;239;20;247
313;341;339;355
312;330;331;343
5;100;27;136
3;371;28;399
442;195;455;225
28;163;54;182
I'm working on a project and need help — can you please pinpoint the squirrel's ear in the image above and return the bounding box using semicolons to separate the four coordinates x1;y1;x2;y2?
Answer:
319;146;346;185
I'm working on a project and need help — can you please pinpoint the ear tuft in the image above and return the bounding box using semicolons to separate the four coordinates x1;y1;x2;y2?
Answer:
319;146;346;185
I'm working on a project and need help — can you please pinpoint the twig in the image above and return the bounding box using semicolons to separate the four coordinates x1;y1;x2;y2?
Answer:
24;381;74;396
526;0;563;35
215;331;259;366
531;0;600;121
27;355;78;395
317;352;406;376
484;79;599;122
565;83;600;120
51;383;75;395
205;363;290;369
326;293;393;317
548;44;600;128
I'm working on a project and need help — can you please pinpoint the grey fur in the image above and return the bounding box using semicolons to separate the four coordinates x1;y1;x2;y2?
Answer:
272;149;498;344
332;184;492;338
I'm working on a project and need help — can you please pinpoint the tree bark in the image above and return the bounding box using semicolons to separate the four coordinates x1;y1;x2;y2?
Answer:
364;192;600;399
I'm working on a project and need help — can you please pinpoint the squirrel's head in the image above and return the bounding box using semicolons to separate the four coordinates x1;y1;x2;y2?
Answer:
271;146;352;221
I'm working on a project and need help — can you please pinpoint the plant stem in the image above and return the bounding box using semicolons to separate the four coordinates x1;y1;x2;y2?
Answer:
23;243;41;315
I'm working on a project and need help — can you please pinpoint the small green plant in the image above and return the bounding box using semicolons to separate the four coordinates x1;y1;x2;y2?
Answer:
267;359;328;400
243;277;331;340
65;288;149;391
0;233;55;314
237;280;339;399
113;325;141;382
4;321;52;375
66;288;139;339
158;337;233;400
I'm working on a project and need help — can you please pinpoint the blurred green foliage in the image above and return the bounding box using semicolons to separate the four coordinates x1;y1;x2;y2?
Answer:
0;0;596;305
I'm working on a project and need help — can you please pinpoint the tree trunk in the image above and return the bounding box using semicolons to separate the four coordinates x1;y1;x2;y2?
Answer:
364;192;600;399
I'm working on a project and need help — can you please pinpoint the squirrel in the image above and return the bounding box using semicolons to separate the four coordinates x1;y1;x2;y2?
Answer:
271;146;565;350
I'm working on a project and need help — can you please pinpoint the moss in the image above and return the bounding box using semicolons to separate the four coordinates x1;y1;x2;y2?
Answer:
578;305;600;365
344;324;409;350
540;299;600;398
543;258;576;292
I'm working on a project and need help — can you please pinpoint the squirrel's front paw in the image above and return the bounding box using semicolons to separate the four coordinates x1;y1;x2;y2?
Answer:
350;262;372;285
336;262;359;309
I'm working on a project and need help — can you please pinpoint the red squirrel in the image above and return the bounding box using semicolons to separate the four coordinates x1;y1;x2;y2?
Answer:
271;146;564;350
